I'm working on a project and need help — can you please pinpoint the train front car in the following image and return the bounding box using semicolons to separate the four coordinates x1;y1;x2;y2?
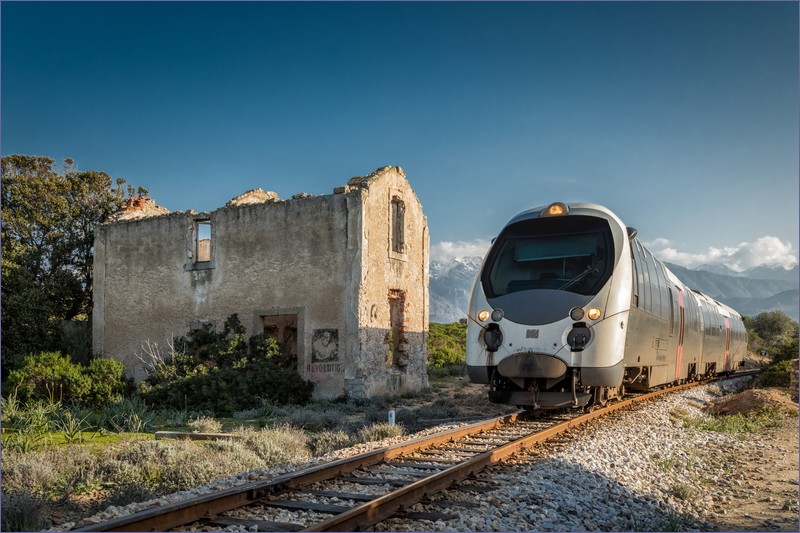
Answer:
466;203;634;409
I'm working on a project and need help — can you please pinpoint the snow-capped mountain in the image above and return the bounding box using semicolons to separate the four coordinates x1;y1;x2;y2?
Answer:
428;256;799;323
429;257;482;323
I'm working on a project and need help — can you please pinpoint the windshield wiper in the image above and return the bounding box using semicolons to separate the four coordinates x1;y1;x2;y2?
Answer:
558;264;597;291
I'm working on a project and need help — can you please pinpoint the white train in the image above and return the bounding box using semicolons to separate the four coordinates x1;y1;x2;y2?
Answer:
466;202;746;409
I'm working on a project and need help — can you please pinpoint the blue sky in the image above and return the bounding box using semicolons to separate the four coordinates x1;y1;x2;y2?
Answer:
3;1;798;270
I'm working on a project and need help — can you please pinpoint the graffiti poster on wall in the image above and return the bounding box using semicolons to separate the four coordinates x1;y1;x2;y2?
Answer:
311;329;338;362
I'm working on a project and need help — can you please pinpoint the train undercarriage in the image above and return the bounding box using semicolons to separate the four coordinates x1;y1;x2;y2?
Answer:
488;369;626;410
488;362;729;411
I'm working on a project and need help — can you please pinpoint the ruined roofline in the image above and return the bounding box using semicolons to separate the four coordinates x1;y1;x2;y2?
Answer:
102;165;409;226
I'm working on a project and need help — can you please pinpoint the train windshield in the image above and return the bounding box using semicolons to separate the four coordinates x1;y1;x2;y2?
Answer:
483;216;614;297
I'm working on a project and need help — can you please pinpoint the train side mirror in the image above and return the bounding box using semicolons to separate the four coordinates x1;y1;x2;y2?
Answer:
626;227;638;240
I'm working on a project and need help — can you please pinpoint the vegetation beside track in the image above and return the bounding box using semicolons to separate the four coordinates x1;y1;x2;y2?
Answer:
2;314;796;531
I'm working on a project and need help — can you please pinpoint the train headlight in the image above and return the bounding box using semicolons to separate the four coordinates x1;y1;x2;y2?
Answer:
541;202;569;217
491;308;504;321
587;308;602;320
569;307;585;321
477;310;490;322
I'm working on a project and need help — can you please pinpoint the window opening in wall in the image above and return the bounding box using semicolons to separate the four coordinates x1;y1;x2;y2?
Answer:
391;197;405;254
261;314;298;358
196;220;212;263
387;289;407;367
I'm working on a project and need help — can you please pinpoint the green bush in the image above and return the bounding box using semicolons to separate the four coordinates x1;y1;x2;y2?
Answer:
139;360;313;415
139;314;314;416
138;314;313;415
427;322;467;368
758;359;794;388
4;352;128;409
84;357;128;408
89;397;157;433
6;352;90;405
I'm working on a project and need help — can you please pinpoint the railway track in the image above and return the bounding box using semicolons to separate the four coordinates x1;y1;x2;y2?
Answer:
75;371;758;532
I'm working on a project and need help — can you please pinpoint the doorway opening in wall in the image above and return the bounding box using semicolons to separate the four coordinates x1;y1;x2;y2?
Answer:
196;220;212;262
387;289;407;367
261;314;298;357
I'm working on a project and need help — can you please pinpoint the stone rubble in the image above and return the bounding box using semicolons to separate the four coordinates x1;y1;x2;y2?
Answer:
63;377;793;532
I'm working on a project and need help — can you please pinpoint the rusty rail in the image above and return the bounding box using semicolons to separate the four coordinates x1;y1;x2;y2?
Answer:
75;414;522;532
76;370;757;532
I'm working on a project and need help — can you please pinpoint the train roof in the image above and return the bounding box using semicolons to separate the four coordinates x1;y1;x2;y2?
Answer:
506;202;622;226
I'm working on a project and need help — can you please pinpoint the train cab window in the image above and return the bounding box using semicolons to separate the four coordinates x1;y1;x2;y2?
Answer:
482;216;614;297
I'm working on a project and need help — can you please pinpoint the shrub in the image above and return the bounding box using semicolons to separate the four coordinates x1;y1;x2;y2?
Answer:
4;351;129;410
427;322;466;368
1;491;50;532
758;359;794;388
138;314;313;415
6;351;91;405
84;357;128;408
273;404;346;431
309;430;353;455
89;397;157;433
140;360;313;415
357;421;405;442
235;426;311;464
187;416;222;433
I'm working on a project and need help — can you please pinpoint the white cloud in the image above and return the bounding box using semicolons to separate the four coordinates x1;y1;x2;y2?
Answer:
431;239;491;263
645;236;798;272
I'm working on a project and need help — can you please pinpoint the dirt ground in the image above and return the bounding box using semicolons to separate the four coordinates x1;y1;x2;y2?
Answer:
703;387;799;532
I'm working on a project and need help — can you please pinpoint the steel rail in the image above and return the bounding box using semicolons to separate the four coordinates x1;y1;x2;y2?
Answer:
76;370;757;532
301;380;703;532
74;414;522;532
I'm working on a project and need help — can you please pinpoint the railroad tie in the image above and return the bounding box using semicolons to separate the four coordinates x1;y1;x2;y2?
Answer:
260;499;351;514
202;517;305;532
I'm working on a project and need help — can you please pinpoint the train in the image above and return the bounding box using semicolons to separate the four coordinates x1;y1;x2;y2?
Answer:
466;202;746;409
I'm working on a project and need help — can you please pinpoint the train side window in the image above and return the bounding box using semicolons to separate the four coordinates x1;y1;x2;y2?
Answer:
632;241;644;309
668;287;674;335
647;250;661;317
637;242;653;314
656;261;670;319
650;252;665;319
630;242;639;307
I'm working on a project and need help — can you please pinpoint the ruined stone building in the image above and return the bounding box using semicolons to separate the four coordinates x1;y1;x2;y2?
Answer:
92;166;429;399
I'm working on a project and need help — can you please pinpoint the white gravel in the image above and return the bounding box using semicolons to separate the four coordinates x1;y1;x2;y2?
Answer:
63;378;759;532
375;376;756;532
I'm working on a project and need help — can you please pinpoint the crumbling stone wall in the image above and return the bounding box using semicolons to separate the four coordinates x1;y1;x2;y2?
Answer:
93;166;428;400
347;166;429;397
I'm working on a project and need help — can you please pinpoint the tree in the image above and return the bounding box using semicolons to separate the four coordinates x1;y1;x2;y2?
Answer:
1;155;137;372
751;310;797;350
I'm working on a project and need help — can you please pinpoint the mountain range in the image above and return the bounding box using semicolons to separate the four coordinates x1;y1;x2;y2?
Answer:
429;257;799;323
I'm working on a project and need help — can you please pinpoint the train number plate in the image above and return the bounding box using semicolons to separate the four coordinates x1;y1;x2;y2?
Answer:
526;329;539;338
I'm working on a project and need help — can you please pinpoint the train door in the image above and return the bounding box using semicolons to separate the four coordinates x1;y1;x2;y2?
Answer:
674;288;685;380
723;317;731;372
